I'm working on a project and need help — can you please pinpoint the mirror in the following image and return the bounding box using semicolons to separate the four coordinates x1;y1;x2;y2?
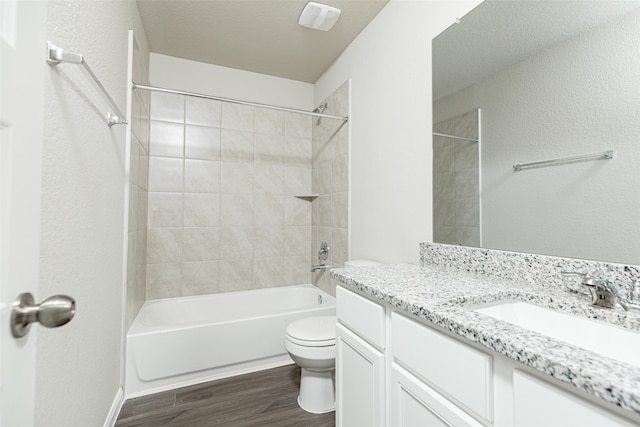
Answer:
432;0;640;265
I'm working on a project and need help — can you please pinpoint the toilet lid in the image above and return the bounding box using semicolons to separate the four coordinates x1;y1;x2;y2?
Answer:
286;315;336;347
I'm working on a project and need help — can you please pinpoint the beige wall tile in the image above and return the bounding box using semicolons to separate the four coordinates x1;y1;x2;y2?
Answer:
331;192;348;229
255;109;285;136
222;129;254;163
184;159;221;193
283;255;310;285
184;193;220;227
150;91;184;123
284;197;311;226
254;164;284;194
318;195;331;227
186;97;221;127
221;162;254;194
150;120;184;158
331;228;348;266
220;194;253;226
182;261;219;295
148;192;183;228
220;227;254;260
284;226;311;257
252;257;284;289
284;166;311;195
222;103;255;132
254;227;284;258
285;113;312;138
183;227;220;262
147;228;182;264
148;157;183;193
254;133;284;164
285;137;312;168
332;154;348;193
219;259;252;292
253;194;284;226
185;125;221;161
146;263;183;299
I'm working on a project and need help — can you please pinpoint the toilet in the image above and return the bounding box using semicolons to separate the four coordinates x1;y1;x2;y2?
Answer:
285;259;382;414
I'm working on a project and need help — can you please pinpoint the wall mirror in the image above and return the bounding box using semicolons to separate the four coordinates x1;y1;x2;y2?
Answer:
432;0;640;265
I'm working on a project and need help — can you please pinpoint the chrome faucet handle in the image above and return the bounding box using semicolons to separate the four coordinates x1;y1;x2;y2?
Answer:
560;271;591;294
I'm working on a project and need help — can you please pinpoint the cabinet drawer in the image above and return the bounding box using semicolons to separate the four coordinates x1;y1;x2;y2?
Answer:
392;312;493;421
337;286;385;349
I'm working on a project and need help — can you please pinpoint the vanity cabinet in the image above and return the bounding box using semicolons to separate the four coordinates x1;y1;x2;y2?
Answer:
336;285;639;427
336;286;386;427
513;370;637;427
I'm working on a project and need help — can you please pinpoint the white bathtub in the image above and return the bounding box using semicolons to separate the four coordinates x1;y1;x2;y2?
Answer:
125;284;336;397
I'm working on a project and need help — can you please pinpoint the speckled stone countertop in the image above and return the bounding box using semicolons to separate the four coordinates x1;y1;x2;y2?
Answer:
331;244;640;418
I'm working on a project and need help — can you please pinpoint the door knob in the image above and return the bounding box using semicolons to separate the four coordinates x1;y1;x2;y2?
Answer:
11;292;75;338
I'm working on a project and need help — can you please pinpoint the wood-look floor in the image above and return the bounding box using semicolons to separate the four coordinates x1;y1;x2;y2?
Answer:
115;365;335;427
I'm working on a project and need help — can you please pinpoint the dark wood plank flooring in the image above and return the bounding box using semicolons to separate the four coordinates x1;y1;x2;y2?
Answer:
115;365;335;427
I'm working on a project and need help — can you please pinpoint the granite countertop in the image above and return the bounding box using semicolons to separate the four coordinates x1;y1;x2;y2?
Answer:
331;262;640;418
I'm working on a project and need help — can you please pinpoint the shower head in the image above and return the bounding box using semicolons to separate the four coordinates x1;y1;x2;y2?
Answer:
313;102;328;114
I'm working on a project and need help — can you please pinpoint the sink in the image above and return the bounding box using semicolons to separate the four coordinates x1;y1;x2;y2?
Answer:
474;301;640;368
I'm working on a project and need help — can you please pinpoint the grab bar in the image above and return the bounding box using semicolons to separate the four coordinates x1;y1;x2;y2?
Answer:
46;42;127;127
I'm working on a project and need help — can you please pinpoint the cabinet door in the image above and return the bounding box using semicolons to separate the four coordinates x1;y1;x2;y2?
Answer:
390;364;485;427
336;323;385;427
513;370;638;427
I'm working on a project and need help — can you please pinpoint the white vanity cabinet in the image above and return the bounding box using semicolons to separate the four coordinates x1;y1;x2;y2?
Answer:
336;286;386;427
513;370;638;427
336;285;640;427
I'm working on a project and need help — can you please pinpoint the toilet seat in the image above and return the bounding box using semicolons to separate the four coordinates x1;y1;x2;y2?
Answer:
286;315;336;347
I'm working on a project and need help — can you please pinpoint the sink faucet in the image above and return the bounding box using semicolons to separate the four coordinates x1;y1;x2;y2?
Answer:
561;271;640;311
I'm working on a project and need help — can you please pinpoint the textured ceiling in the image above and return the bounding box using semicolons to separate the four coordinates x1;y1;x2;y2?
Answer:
433;0;640;100
137;0;389;83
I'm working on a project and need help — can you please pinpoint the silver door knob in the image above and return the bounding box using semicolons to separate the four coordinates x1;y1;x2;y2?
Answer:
11;292;75;338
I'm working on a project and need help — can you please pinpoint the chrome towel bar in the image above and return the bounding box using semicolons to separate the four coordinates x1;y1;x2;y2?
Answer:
46;42;127;127
513;150;614;171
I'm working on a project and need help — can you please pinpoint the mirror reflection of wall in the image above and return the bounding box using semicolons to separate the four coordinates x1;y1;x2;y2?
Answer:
433;1;640;265
433;109;480;247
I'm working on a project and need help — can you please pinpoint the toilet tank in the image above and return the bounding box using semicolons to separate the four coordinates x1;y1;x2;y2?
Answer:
344;259;383;268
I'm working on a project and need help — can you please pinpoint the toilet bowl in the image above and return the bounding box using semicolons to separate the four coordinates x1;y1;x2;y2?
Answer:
284;315;337;414
286;260;382;414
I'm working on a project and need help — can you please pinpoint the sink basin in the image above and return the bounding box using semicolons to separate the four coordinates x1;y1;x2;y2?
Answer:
474;301;640;368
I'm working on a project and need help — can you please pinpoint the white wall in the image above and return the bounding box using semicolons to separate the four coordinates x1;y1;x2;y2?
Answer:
38;1;149;425
314;0;481;263
434;8;640;265
150;53;314;111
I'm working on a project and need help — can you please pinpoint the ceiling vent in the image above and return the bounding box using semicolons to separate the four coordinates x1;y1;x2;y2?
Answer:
298;2;342;31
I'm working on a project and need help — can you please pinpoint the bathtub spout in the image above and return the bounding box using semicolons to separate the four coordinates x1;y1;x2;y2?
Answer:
311;264;331;273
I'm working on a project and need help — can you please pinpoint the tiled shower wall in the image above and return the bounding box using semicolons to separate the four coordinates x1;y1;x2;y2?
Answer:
125;36;150;329
433;108;480;247
145;92;315;299
311;81;350;296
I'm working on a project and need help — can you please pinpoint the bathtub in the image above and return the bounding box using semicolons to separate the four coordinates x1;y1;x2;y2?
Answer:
125;284;336;397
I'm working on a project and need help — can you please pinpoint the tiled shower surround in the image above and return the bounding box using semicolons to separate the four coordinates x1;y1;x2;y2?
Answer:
433;109;480;247
311;82;349;295
145;83;349;299
125;36;150;329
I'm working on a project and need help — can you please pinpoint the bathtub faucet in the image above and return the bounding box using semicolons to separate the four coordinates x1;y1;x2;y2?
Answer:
311;241;331;272
311;264;331;273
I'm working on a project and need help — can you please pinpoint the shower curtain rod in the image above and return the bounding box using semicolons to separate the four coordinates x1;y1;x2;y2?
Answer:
432;132;478;143
132;83;349;122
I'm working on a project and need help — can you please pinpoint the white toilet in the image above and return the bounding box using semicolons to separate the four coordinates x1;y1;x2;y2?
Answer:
285;259;382;414
285;315;337;414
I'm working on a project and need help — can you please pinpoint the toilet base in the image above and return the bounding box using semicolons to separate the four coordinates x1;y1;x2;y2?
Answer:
297;368;335;414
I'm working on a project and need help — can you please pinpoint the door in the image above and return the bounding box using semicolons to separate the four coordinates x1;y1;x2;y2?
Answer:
390;363;484;427
0;1;48;426
335;323;385;427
